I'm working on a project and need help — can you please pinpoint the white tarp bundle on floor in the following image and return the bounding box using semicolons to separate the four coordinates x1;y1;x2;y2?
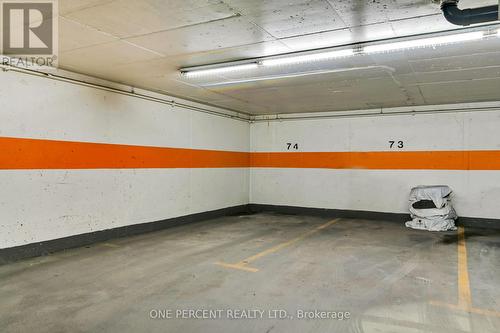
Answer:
405;185;457;231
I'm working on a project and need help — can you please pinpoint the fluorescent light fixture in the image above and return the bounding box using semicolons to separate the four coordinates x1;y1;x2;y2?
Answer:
261;49;354;66
199;65;388;87
182;63;258;78
181;28;498;78
363;31;484;54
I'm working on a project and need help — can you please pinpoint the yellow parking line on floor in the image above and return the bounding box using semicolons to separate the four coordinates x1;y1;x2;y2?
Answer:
430;300;500;318
457;226;472;308
430;226;500;318
216;218;340;273
466;307;500;318
214;262;259;273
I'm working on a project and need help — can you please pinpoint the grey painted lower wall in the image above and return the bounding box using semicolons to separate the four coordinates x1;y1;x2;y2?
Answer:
1;204;498;265
0;205;250;265
249;204;500;229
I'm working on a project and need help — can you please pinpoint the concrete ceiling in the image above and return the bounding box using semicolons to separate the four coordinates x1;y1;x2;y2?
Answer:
57;0;500;115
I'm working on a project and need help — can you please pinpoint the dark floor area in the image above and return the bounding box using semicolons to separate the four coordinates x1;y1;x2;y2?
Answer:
1;213;500;332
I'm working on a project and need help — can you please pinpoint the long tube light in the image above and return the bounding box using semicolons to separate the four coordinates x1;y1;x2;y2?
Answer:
182;63;258;78
260;49;354;66
363;31;484;53
180;28;499;78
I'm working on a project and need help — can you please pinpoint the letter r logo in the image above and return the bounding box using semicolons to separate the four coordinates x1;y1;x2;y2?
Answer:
1;1;55;55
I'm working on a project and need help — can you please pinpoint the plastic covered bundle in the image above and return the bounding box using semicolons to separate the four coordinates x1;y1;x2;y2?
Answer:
405;185;457;231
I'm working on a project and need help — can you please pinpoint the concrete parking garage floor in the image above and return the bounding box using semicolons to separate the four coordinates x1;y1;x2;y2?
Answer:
1;213;499;333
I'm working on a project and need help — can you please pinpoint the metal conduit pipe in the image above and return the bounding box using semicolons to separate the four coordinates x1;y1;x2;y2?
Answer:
0;63;250;122
441;0;499;26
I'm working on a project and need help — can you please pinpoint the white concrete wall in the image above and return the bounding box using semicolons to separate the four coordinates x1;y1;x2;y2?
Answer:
3;69;500;250
0;71;249;249
250;111;500;219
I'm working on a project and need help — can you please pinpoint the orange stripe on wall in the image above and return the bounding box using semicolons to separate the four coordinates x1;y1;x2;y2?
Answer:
250;151;500;170
1;137;500;170
0;137;249;169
